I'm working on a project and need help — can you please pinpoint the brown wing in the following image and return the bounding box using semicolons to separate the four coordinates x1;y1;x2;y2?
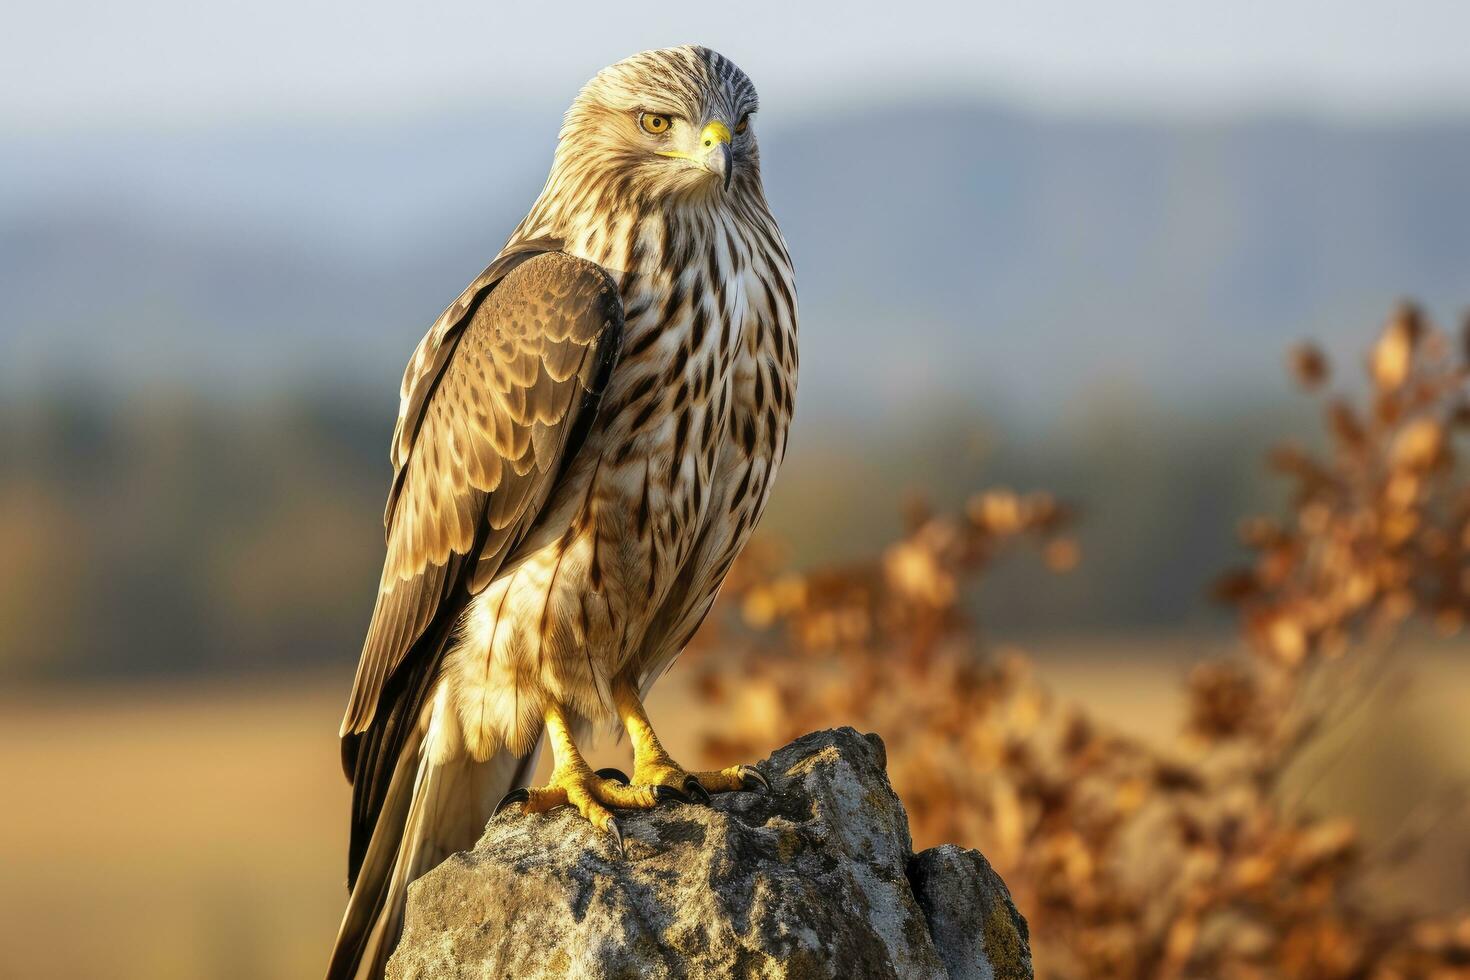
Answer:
340;250;624;738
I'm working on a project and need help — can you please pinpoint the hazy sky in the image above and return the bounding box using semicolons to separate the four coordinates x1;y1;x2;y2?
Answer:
7;0;1470;132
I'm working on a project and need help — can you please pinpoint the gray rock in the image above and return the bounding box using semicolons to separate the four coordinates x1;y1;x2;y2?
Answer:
908;845;1033;980
388;727;1032;980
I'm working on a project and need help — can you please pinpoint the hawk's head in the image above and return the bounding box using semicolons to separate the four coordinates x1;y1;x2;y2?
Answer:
558;46;761;203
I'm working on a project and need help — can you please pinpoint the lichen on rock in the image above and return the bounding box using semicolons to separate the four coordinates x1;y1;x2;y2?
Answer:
908;844;1033;980
388;727;1032;980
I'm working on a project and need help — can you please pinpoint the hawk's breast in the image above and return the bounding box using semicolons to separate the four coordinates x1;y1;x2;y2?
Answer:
446;204;796;758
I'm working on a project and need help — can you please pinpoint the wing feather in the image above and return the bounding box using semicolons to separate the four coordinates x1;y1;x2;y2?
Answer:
341;250;624;738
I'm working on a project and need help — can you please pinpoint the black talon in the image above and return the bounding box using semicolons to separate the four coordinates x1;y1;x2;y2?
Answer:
607;817;625;857
739;765;771;794
596;767;630;784
684;777;713;805
493;787;530;816
653;784;690;804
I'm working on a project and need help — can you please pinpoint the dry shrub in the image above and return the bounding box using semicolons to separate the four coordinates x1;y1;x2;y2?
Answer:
1220;302;1470;662
689;303;1470;978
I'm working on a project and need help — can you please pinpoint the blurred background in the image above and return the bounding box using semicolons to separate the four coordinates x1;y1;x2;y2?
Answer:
5;1;1470;977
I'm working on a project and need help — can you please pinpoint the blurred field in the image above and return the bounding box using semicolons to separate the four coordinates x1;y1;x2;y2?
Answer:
0;663;705;980
0;673;347;979
4;637;1467;980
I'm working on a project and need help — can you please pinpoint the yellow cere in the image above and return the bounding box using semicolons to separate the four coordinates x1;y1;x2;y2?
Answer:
700;121;732;147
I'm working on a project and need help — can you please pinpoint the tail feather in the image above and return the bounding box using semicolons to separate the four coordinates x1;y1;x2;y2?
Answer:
326;716;541;980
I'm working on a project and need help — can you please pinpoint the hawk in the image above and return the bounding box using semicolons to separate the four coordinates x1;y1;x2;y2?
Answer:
326;46;798;979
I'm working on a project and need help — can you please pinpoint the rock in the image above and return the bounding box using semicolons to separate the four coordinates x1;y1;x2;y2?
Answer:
908;845;1032;980
388;727;1032;980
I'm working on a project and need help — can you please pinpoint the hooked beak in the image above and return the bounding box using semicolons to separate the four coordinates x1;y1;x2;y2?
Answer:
659;120;733;191
700;121;734;192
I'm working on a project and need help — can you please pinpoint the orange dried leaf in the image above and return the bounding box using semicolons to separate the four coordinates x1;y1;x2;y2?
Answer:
1043;537;1081;572
1372;304;1421;392
1391;418;1446;470
1288;343;1330;389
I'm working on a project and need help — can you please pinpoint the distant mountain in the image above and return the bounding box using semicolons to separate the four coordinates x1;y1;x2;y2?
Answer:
4;102;1469;424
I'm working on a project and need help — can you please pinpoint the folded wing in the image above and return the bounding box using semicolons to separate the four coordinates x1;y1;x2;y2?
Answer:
337;250;623;885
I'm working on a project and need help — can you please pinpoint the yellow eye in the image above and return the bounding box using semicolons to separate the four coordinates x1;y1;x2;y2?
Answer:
639;113;671;135
735;116;750;135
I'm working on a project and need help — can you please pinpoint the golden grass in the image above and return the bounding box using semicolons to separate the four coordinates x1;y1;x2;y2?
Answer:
0;668;704;980
0;674;347;979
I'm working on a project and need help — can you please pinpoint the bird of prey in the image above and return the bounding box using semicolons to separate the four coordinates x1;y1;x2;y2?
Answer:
326;46;798;979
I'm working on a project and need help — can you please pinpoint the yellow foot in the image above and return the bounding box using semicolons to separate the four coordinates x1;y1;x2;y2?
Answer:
494;763;672;853
627;759;772;804
611;679;771;805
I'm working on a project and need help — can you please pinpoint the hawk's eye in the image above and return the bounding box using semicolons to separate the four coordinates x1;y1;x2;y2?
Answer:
639;113;672;135
735;115;750;135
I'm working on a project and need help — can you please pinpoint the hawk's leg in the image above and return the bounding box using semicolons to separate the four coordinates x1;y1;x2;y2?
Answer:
613;679;770;801
497;702;664;848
